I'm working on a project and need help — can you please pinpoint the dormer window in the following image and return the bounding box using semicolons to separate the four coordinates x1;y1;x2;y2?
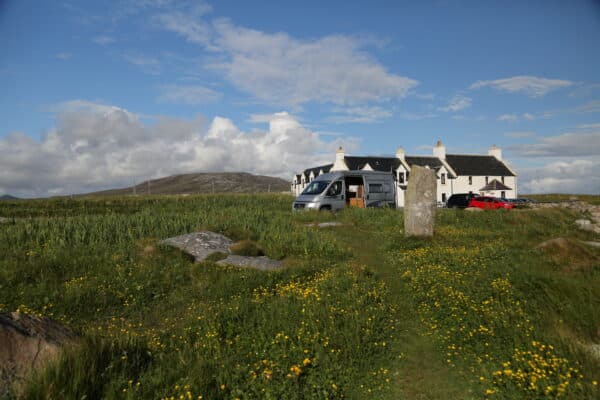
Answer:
468;176;472;185
441;173;446;185
485;176;489;184
501;176;505;184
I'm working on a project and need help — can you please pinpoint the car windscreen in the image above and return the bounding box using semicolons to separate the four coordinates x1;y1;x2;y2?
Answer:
301;180;331;195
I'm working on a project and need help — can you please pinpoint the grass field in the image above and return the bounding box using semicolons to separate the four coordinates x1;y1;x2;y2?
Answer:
1;194;599;399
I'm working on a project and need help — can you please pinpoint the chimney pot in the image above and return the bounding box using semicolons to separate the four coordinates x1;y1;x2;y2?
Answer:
433;140;446;159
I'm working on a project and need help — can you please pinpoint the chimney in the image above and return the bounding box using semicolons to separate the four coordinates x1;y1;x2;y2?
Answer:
488;144;502;160
336;146;344;162
332;146;348;171
433;140;446;159
396;146;405;161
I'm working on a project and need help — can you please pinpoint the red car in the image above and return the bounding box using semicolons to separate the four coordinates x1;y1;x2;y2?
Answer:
468;196;514;210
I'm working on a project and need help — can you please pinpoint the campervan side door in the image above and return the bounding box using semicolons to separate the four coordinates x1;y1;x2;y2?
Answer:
364;175;394;207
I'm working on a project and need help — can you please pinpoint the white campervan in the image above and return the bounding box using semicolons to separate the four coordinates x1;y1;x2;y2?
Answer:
292;171;395;211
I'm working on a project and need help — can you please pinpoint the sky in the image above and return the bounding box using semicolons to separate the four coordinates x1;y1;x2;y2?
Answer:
1;0;599;197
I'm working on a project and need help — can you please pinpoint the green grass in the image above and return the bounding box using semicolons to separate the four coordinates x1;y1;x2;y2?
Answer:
0;195;598;399
524;194;600;205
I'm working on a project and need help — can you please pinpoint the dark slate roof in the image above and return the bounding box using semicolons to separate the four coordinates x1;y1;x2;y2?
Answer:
445;154;515;176
303;164;333;179
405;156;444;171
480;179;512;191
344;156;401;172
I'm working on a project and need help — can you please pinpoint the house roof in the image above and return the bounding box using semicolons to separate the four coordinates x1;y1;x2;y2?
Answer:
480;179;512;191
302;164;333;179
405;156;443;170
445;154;515;176
344;156;400;172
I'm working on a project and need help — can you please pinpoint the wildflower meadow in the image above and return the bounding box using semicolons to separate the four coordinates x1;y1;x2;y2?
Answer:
0;194;598;399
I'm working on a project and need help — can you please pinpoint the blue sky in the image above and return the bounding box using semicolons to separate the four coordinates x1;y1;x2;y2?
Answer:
1;0;599;197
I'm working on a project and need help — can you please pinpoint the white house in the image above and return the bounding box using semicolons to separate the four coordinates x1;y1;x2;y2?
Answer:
291;141;517;207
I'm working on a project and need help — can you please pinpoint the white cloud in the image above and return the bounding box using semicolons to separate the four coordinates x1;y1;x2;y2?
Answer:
470;76;574;97
93;35;115;45
438;95;471;112
158;85;222;104
399;112;438;120
504;131;536;138
155;8;417;106
123;53;161;74
498;114;518;121
522;113;535;120
577;123;600;129
328;106;392;123
519;160;600;194
248;113;276;123
569;83;600;98
154;4;214;48
55;52;72;60
510;132;600;157
0;102;344;197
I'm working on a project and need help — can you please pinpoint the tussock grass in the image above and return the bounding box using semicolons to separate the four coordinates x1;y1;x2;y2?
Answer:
0;195;598;399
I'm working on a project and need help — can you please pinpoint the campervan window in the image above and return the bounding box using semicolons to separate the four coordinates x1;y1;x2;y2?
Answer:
301;180;330;195
369;183;383;193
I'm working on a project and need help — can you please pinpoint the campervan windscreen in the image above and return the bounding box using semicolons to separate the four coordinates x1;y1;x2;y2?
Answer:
301;181;330;195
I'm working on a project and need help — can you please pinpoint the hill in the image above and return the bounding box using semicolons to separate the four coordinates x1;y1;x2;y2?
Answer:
86;172;290;196
0;194;19;200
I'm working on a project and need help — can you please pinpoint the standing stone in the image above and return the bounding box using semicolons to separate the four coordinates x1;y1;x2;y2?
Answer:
404;165;436;237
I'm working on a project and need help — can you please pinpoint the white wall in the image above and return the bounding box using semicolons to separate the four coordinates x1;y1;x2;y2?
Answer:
452;175;516;199
437;167;451;204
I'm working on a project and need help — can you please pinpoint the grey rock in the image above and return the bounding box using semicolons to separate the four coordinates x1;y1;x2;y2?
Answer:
318;222;343;228
217;255;284;271
160;231;233;262
0;217;9;224
464;207;484;212
404;165;436;237
1;312;76;396
575;219;592;227
582;241;600;248
582;343;600;361
304;221;343;228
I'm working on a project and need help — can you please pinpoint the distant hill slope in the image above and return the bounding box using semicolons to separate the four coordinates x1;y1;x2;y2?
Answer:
0;195;19;200
85;172;290;196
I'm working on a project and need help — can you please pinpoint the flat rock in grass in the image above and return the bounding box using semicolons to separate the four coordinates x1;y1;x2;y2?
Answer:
464;207;483;212
0;312;77;396
217;255;284;271
0;217;9;224
160;231;233;262
582;241;600;248
317;222;343;228
304;222;343;228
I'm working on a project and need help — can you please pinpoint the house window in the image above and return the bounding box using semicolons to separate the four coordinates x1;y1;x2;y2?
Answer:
485;176;489;184
501;191;506;198
441;173;446;185
468;176;472;185
442;193;447;203
501;176;505;184
398;172;404;183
